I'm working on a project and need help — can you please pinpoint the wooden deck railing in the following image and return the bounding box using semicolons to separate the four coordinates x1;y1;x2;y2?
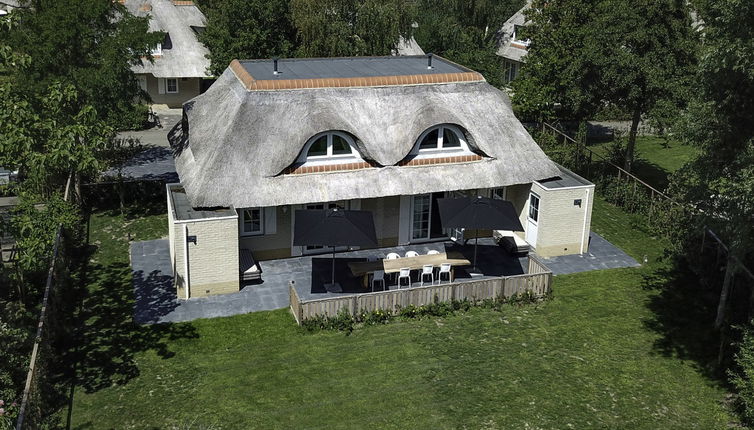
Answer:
289;256;553;325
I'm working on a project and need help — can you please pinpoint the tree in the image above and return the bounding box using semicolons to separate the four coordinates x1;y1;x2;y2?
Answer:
672;0;754;266
1;0;162;130
414;0;524;88
196;0;297;76
291;0;416;57
513;0;697;171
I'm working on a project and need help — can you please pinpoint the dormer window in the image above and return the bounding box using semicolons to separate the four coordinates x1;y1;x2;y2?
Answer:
413;125;472;156
298;131;362;164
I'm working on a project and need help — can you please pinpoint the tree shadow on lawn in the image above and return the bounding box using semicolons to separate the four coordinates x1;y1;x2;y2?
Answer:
641;261;730;380
630;158;672;191
74;260;198;394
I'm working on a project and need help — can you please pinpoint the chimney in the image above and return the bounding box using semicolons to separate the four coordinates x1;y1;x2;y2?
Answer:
273;58;280;75
427;53;434;70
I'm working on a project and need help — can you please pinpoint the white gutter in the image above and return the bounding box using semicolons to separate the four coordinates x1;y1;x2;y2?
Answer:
183;224;190;299
580;189;590;254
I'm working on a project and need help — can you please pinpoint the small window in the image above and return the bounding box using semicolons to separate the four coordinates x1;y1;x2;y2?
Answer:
307;136;328;157
300;131;358;163
413;125;471;155
151;43;162;56
241;208;263;236
491;187;507;200
166;78;179;93
528;193;540;222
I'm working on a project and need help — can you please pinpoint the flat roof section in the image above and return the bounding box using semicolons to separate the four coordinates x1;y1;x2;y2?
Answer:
229;55;485;91
169;184;236;221
537;165;594;189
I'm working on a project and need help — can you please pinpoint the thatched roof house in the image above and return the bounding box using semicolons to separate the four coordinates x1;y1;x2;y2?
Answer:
173;55;560;209
125;0;210;107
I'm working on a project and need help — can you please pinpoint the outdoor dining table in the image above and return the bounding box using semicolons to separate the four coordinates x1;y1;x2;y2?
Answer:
348;252;472;288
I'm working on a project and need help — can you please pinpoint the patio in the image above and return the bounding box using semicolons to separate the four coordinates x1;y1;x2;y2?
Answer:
131;232;638;324
281;238;528;302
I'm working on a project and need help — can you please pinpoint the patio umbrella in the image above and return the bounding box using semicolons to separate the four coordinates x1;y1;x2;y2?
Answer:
437;196;524;271
293;208;378;287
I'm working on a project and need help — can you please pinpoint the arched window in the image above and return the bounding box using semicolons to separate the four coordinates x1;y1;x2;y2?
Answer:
299;131;361;164
412;125;471;155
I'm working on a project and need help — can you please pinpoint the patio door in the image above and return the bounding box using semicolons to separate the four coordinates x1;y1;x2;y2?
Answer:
411;194;432;241
525;192;539;247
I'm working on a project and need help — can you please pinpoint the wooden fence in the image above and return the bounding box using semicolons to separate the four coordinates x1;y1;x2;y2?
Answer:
289;256;553;325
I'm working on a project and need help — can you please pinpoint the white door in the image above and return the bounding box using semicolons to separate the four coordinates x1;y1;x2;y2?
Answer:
411;194;432;241
525;193;539;247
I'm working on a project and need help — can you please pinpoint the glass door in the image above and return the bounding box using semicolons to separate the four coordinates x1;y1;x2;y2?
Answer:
411;194;432;241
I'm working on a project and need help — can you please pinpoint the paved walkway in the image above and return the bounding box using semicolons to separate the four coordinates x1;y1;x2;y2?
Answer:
130;232;638;324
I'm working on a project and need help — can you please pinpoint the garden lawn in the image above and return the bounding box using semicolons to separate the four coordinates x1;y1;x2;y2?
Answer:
65;196;735;429
589;136;698;190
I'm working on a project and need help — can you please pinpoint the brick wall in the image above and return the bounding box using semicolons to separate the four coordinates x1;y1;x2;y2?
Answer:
174;217;240;298
532;183;594;257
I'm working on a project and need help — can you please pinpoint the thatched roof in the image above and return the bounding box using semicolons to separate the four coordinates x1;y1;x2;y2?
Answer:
173;56;560;208
126;0;210;78
496;0;531;63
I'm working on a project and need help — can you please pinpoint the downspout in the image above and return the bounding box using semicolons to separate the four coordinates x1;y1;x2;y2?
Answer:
580;189;590;254
183;224;190;299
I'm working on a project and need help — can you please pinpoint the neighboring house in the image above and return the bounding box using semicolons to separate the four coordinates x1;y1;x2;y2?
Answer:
0;167;11;185
496;0;532;84
393;36;425;56
166;54;594;298
0;0;19;14
123;0;211;108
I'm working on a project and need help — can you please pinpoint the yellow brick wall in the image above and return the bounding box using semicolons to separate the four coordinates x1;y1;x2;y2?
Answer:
174;217;240;298
532;183;594;257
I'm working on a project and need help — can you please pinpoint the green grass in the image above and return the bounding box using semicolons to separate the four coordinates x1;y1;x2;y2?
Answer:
589;136;698;190
65;197;735;429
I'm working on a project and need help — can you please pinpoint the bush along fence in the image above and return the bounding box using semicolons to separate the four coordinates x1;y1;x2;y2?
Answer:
14;179;73;430
535;123;754;364
290;256;553;328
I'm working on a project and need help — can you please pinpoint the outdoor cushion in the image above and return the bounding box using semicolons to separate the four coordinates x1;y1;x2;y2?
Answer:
493;230;530;255
240;249;262;281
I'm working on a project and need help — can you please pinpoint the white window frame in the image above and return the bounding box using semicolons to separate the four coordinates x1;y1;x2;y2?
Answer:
528;193;540;224
298;131;362;165
151;43;162;56
411;124;473;158
166;78;179;94
240;208;264;236
512;25;531;47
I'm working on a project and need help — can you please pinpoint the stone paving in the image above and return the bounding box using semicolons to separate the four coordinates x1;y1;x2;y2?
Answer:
540;233;640;275
130;232;638;324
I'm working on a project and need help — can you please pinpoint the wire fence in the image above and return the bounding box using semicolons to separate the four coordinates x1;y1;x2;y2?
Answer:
14;177;72;430
536;121;754;283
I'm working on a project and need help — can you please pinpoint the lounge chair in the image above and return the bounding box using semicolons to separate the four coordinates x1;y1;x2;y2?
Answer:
493;230;530;255
239;249;263;281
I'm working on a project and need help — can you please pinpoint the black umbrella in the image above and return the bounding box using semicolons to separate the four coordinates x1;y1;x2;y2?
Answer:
437;196;524;271
293;208;378;286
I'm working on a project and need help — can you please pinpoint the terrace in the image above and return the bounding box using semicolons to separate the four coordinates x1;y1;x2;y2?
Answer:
132;232;639;324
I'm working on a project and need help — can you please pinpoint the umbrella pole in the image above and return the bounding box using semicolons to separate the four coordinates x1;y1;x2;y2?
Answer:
331;246;336;285
473;230;479;272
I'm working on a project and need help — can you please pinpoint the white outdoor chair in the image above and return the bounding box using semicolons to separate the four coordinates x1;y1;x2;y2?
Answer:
396;267;411;288
386;252;401;260
420;264;434;286
405;251;419;258
427;250;441;255
371;270;385;292
439;263;452;284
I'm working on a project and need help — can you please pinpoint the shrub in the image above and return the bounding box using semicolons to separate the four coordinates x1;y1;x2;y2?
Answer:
731;325;754;425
